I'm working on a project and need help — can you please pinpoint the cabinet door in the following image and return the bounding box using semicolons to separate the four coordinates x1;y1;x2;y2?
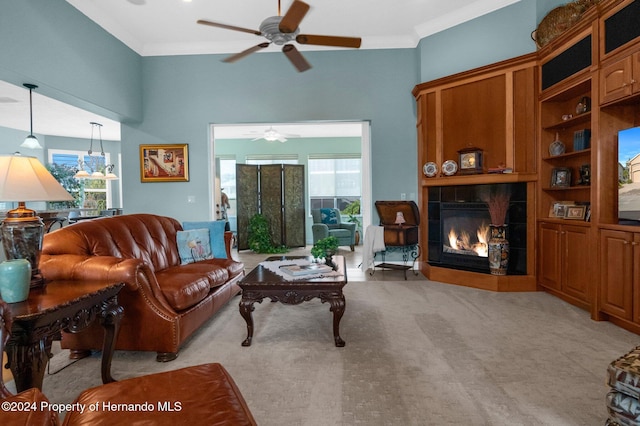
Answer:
538;223;561;291
561;225;590;302
633;52;640;96
634;233;640;324
601;56;633;104
600;229;634;320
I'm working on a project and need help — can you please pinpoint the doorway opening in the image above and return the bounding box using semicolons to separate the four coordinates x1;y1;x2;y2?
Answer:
208;121;372;246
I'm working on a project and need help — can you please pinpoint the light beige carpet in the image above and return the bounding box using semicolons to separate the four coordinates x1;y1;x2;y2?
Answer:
13;278;639;425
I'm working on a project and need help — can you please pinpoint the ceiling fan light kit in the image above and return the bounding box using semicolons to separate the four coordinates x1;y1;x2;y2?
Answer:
197;0;361;72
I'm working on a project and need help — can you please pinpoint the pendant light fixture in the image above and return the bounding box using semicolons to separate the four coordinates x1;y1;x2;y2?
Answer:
20;83;43;150
74;122;118;180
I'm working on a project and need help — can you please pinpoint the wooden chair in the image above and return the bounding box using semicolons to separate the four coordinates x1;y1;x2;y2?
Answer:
0;299;257;426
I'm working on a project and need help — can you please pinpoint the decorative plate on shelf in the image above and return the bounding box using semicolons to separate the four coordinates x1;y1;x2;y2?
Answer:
423;162;437;177
442;160;458;176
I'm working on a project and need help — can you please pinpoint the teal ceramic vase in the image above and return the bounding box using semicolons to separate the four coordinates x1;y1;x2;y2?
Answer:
0;259;31;303
488;225;509;276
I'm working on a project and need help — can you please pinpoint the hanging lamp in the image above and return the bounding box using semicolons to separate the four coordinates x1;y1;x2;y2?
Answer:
74;122;118;180
20;83;43;150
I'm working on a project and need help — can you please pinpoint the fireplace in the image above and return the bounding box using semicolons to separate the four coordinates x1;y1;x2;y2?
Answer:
428;183;527;275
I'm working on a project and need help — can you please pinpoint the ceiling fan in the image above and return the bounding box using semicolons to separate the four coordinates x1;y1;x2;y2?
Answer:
245;126;300;143
197;0;362;72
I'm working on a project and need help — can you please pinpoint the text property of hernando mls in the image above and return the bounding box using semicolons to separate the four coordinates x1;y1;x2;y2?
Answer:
1;400;183;414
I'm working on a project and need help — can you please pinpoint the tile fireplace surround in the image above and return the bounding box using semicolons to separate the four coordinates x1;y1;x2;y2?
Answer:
427;182;528;276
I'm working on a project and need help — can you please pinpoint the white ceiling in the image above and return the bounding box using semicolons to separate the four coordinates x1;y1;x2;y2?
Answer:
1;0;521;142
0;81;121;141
65;0;521;56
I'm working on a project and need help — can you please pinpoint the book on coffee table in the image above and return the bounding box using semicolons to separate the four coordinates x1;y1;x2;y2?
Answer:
280;263;333;276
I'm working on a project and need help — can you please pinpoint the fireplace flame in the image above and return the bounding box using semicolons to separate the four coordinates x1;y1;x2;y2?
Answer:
446;223;489;257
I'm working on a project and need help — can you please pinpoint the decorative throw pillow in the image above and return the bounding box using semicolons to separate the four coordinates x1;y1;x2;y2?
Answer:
176;228;213;265
183;221;227;259
320;208;338;225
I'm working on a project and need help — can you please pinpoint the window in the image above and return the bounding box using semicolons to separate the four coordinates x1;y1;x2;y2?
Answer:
48;149;113;211
308;155;361;212
245;154;298;165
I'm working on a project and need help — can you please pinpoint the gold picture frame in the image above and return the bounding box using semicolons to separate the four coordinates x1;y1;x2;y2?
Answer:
565;205;586;220
140;144;189;182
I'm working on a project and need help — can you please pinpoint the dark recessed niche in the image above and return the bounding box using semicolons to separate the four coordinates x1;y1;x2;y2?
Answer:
605;1;640;54
542;35;592;90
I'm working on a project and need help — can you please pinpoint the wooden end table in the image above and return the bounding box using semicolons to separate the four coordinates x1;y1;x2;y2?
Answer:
3;280;124;394
239;256;348;347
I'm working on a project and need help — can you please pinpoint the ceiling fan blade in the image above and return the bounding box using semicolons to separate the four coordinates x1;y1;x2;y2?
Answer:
296;34;362;48
279;0;310;33
282;44;311;72
197;19;262;36
223;42;270;63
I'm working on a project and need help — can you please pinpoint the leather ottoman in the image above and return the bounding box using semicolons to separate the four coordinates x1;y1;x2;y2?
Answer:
62;363;256;425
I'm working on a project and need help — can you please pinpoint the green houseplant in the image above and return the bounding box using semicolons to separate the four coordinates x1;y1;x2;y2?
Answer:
247;213;288;254
311;236;339;263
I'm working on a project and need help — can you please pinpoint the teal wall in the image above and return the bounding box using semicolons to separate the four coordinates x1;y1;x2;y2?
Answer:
1;0;567;224
0;0;142;122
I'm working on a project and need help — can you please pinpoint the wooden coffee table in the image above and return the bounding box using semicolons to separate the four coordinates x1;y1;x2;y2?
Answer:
239;256;348;347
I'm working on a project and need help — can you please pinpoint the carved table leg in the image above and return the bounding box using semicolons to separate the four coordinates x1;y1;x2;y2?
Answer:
99;295;124;383
6;336;53;392
328;293;346;347
239;298;256;346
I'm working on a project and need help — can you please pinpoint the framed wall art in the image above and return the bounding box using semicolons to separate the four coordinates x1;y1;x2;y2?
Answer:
140;144;189;182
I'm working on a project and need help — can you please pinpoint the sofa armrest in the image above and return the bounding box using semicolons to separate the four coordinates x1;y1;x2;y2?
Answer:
312;223;329;242
224;231;233;258
40;254;177;316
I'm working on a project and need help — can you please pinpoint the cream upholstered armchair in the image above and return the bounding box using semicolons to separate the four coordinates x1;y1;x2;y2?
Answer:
311;208;356;251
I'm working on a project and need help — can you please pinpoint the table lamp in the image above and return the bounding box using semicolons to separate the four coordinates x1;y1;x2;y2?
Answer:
395;211;406;226
0;152;73;288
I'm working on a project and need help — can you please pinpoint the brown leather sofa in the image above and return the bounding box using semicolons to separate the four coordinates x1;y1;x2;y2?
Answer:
39;214;244;362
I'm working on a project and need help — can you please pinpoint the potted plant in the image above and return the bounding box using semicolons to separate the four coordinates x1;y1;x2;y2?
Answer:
347;214;362;245
311;236;339;265
247;214;288;254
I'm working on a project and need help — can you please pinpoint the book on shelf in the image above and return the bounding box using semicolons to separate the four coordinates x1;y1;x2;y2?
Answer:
280;263;333;276
573;129;591;151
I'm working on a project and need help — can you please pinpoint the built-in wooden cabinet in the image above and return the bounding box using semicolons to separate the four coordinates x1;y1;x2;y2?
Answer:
599;228;640;322
538;222;591;308
600;51;640;104
412;0;640;325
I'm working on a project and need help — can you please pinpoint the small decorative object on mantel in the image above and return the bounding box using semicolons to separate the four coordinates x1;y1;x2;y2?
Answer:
549;132;566;156
442;160;458;176
458;145;484;174
423;162;437;177
480;185;512;276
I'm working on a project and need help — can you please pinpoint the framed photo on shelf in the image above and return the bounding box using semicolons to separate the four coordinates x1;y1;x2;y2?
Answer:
549;201;575;218
140;144;189;182
551;167;571;188
565;205;587;220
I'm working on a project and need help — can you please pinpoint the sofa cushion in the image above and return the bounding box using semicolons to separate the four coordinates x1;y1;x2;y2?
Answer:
155;265;229;310
176;228;213;265
197;258;245;279
183;220;227;259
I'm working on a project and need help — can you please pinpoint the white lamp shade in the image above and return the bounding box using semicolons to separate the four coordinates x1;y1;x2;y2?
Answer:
0;153;73;202
20;135;43;150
